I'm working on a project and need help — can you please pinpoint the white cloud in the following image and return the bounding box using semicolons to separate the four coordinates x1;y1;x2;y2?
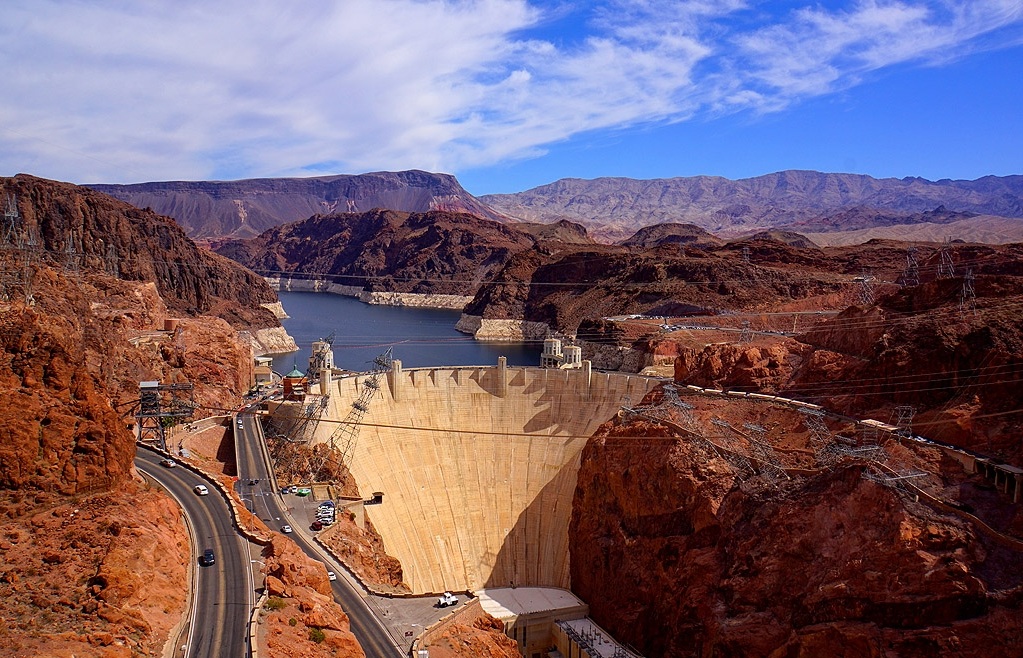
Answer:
0;0;1021;183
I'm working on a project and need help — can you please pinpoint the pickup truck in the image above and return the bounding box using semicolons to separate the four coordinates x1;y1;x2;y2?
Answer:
437;592;458;607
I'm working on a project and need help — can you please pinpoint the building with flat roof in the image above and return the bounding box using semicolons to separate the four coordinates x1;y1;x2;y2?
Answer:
477;587;588;657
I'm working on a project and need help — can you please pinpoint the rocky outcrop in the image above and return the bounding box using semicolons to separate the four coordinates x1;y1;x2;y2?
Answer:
570;411;1023;658
454;314;551;341
422;615;520;658
618;222;724;248
217;208;535;299
0;175;294;654
90;170;510;240
4;174;284;332
259;537;364;658
249;326;300;356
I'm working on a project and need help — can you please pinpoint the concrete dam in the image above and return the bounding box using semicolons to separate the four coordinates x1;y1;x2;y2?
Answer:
312;361;661;593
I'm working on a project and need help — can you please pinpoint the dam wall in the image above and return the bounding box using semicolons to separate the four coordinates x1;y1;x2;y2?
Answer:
313;364;661;593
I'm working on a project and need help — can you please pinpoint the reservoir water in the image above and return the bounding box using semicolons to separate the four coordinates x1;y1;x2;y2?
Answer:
271;290;539;372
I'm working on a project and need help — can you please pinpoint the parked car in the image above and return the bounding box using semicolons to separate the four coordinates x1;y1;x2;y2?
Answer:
310;520;323;531
318;500;335;508
281;525;292;534
437;592;458;607
159;459;176;468
200;548;215;566
193;485;209;496
295;488;312;496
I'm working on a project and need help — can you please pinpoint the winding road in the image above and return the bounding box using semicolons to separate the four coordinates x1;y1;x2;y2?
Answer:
135;447;251;658
236;409;403;658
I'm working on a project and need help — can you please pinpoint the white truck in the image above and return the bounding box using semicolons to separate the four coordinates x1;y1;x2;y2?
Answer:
437;592;458;608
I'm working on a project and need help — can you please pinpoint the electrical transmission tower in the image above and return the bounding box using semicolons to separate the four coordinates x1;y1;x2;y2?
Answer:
959;269;977;318
307;347;392;482
937;238;956;279
890;405;915;439
901;246;920;287
135;381;196;452
710;418;760;478
64;231;80;275
799;407;841;466
741;247;751;264
104;242;120;278
857;271;875;306
2;194;19;243
738;320;753;343
742;422;788;482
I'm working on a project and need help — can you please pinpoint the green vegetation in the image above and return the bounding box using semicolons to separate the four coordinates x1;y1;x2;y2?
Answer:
264;597;286;611
308;627;326;643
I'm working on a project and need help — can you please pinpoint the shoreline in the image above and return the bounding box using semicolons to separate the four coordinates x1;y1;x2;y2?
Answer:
266;279;659;373
264;276;473;310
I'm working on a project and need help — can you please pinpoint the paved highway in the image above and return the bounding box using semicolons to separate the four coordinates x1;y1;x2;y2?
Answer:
236;410;403;658
135;447;251;658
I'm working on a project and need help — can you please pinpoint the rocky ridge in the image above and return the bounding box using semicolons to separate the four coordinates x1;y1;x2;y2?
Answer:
482;171;1023;242
90;170;508;240
571;406;1023;657
0;175;295;655
215;208;536;298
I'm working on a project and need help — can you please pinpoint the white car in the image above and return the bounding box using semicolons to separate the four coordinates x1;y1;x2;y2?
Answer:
281;525;293;534
327;571;337;581
193;485;209;496
437;592;458;607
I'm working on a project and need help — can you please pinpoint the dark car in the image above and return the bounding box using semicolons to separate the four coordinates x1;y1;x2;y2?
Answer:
311;520;323;531
200;548;215;566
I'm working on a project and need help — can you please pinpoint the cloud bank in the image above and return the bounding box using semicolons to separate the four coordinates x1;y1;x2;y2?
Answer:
1;0;1021;183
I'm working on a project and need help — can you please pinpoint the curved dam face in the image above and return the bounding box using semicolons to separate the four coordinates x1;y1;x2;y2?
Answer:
314;363;660;593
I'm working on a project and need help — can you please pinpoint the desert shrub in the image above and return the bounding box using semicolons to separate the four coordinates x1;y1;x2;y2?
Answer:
264;597;286;611
309;627;326;643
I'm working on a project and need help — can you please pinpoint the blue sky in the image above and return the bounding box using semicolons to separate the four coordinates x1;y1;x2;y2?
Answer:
2;1;1021;195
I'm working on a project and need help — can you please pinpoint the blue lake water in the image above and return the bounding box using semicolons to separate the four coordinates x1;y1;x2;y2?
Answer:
270;290;539;372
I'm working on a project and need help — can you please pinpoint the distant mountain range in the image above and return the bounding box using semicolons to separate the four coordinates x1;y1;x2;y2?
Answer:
481;171;1023;242
89;170;507;240
91;169;1023;245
